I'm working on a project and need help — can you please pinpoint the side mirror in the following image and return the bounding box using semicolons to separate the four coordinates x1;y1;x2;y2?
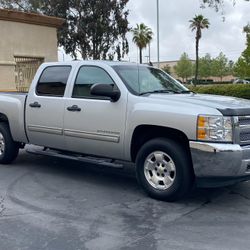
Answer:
90;84;121;102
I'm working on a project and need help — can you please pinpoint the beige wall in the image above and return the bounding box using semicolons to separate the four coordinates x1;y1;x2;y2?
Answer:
0;62;15;90
0;20;58;90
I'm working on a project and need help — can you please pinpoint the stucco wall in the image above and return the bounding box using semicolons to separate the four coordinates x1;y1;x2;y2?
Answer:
0;62;15;90
0;20;58;90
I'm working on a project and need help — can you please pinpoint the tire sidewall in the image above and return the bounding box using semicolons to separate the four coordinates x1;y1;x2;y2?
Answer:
0;127;6;161
0;123;19;164
136;138;193;201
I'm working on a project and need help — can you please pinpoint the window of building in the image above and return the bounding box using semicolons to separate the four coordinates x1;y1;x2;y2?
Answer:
72;66;115;99
15;56;44;92
36;66;71;97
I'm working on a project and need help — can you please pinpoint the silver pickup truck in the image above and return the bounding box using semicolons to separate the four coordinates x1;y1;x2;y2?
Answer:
1;61;250;201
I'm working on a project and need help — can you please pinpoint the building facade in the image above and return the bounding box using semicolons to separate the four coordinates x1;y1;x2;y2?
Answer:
0;9;64;91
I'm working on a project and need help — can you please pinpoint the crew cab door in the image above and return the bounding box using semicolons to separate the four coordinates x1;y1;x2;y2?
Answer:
26;65;72;149
63;65;127;159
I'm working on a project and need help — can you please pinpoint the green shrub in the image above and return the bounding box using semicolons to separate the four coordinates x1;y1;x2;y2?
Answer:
187;84;250;100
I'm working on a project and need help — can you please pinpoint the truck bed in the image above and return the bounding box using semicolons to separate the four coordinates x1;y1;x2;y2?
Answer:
0;92;28;102
0;91;27;95
0;91;28;143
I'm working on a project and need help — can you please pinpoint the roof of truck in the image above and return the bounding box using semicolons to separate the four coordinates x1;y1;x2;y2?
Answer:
44;60;149;67
95;60;140;66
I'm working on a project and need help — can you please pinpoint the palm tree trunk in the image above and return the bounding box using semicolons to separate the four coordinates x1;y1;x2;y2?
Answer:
195;38;199;86
139;48;142;64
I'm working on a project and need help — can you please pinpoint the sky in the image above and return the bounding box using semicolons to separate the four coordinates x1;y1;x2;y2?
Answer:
58;0;250;63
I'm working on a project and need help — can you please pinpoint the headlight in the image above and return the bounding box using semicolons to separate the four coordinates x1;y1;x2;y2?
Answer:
197;115;233;142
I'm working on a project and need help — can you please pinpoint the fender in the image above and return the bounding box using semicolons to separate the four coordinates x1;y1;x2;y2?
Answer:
0;94;28;143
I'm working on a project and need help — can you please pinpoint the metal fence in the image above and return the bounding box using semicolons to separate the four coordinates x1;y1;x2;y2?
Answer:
14;56;44;92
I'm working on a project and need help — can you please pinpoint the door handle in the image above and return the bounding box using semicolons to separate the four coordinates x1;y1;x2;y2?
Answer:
67;105;81;112
29;102;41;108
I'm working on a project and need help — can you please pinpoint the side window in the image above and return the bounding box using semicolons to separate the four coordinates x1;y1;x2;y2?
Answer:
72;66;115;99
36;66;71;97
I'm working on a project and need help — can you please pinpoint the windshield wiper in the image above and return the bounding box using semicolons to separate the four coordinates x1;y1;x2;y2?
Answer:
176;90;195;94
139;90;177;96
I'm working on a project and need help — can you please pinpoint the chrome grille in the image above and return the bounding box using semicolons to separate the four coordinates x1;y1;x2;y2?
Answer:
239;116;250;145
239;116;250;126
240;132;250;142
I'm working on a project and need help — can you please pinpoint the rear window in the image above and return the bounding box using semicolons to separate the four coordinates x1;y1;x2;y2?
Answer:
36;66;71;97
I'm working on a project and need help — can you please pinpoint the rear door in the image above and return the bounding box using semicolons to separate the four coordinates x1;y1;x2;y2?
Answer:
26;65;72;149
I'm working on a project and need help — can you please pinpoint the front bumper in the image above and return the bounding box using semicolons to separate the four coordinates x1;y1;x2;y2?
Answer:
190;141;250;187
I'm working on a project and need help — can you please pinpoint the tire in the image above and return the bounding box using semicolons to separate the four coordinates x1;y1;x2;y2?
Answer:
136;138;194;201
0;123;19;164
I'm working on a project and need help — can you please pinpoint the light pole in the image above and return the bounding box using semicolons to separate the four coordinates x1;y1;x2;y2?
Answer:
58;48;65;62
156;0;160;68
149;42;151;63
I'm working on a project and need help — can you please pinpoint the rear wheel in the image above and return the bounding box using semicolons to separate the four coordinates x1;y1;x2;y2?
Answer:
136;138;194;201
0;123;19;164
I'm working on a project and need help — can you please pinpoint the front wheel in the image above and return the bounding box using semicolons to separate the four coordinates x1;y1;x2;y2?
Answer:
136;138;194;201
0;123;19;164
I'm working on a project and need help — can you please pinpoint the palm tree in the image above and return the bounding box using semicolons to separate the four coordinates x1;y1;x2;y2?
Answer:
189;15;210;85
132;23;153;64
243;24;250;37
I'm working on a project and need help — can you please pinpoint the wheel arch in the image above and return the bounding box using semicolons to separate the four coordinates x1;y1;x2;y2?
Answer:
0;113;10;125
130;125;192;163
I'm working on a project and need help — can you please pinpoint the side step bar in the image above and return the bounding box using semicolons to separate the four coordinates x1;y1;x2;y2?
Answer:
26;147;123;169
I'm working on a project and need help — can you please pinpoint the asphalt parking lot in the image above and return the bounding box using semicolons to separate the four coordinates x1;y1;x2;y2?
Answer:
0;147;250;250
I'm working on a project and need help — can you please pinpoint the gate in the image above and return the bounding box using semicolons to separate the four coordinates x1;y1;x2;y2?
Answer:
15;56;44;92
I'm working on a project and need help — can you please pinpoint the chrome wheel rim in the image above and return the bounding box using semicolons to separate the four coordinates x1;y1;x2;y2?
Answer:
0;132;5;156
144;151;176;190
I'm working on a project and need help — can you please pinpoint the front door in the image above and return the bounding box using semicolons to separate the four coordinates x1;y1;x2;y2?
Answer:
64;65;127;159
26;65;72;149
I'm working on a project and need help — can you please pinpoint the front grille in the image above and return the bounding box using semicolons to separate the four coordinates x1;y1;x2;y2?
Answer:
239;116;250;145
239;116;250;126
240;132;250;142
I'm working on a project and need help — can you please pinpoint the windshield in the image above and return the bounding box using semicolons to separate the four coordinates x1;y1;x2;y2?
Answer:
112;65;189;95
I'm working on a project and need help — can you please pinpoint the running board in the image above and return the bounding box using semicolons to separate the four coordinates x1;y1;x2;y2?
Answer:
26;147;123;169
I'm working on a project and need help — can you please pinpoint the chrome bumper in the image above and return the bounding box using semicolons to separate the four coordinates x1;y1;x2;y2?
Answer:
190;141;250;178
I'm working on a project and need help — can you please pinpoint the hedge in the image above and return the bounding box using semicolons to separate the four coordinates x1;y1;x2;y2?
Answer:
187;84;250;100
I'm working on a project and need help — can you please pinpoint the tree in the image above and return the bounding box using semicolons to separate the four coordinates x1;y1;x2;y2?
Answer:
0;0;37;11
0;0;130;60
162;65;171;75
189;15;210;86
228;60;235;75
132;23;153;64
200;0;249;12
199;53;212;79
212;52;229;81
234;24;250;78
173;53;193;83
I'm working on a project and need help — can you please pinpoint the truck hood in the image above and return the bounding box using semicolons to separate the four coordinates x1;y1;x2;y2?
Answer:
148;93;250;116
